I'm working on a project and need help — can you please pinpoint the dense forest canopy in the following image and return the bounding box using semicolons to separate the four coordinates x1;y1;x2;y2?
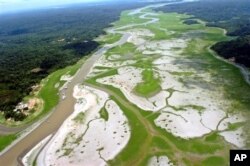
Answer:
156;0;250;68
0;1;147;120
211;37;250;66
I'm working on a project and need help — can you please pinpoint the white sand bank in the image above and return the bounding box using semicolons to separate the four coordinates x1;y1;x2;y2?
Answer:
36;85;130;166
148;156;174;166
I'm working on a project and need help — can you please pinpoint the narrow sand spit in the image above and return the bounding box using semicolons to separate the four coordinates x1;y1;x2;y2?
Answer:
107;54;122;61
59;74;74;92
86;68;109;78
95;55;136;68
22;135;52;166
36;85;130;166
60;74;73;82
148;156;174;166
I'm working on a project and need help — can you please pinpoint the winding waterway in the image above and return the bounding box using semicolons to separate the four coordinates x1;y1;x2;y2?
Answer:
2;0;248;165
0;2;180;165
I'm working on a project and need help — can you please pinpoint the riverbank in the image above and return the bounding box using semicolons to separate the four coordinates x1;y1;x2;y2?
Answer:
31;3;250;166
0;57;88;153
1;1;250;165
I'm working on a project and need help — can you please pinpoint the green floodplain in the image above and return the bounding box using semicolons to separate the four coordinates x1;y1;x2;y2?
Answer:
85;9;250;166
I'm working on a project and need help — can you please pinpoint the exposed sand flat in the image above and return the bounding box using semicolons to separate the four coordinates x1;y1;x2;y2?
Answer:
168;89;225;112
157;70;183;90
97;66;170;111
148;156;174;166
150;45;247;145
37;85;108;165
137;39;187;53
144;50;167;55
127;29;154;46
107;54;122;61
30;6;248;166
87;67;110;78
93;18;247;148
155;106;246;143
153;56;176;65
128;37;146;46
155;108;211;138
155;63;186;73
218;114;246;131
95;55;136;68
97;66;143;90
118;66;139;75
36;85;130;166
82;100;130;162
59;74;74;93
4;2;238;165
219;127;246;148
153;55;196;73
201;110;226;130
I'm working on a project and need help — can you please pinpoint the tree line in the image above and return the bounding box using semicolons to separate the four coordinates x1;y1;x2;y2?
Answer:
0;1;146;121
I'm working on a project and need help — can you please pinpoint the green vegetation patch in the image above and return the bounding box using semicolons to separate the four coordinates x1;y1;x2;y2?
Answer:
183;19;200;25
39;60;83;116
73;112;85;123
99;33;122;45
205;132;221;142
202;156;226;166
0;134;17;151
107;43;136;56
108;96;149;165
227;122;245;131
151;136;171;150
100;107;109;121
113;11;146;27
133;58;155;69
134;69;161;97
63;148;73;157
